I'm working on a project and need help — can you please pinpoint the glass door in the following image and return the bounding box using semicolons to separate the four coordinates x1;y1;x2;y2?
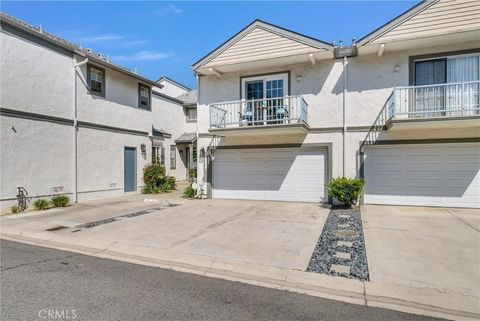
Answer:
446;55;479;115
241;73;288;126
414;59;446;117
266;79;285;124
245;80;263;125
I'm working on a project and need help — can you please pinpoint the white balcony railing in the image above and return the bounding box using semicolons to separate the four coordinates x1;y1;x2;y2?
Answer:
390;80;480;119
209;95;308;129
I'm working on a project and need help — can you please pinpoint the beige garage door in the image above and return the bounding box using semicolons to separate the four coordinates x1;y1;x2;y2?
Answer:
364;143;480;208
213;147;327;203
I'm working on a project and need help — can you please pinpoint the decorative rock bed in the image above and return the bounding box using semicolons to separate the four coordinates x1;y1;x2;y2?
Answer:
306;207;369;281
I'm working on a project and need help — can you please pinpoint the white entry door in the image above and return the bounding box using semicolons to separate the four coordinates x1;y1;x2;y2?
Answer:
364;144;480;208
213;147;327;203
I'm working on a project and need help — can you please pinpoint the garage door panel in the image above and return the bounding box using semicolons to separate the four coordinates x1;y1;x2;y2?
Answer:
365;144;480;208
213;148;327;203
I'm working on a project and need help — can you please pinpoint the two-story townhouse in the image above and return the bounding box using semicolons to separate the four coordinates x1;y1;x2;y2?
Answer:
193;0;479;208
0;13;193;210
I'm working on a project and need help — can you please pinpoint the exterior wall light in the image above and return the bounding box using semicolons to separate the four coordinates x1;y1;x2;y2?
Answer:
199;148;206;161
141;144;146;159
394;64;401;72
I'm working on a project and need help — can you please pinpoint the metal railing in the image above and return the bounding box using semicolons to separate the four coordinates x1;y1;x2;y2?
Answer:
390;80;480;119
209;95;308;129
361;92;394;149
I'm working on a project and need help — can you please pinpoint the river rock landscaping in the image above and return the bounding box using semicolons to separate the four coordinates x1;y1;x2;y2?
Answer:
306;207;369;281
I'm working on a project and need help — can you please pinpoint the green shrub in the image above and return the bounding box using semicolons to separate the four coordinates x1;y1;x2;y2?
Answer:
142;185;154;194
161;176;176;191
50;195;69;207
189;168;197;179
183;184;195;199
327;177;365;207
33;199;49;211
143;163;166;188
11;206;19;214
142;163;176;193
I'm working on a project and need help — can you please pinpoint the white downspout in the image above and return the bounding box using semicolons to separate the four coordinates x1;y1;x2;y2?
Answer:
72;57;89;203
342;56;348;177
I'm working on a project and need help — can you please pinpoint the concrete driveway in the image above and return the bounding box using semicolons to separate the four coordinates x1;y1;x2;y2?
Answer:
74;199;328;270
1;195;329;270
362;205;480;299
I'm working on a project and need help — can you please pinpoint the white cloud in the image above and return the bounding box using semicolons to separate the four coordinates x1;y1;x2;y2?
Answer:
166;4;183;14
153;4;184;17
78;33;126;42
119;39;151;47
112;50;174;61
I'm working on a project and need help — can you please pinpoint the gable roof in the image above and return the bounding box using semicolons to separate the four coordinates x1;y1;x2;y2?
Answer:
156;76;191;91
193;19;334;70
357;0;479;46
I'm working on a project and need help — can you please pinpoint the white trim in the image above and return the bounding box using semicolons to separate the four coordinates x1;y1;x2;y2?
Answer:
241;73;289;100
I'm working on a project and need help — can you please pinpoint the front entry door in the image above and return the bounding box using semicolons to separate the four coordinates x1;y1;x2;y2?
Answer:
124;147;136;192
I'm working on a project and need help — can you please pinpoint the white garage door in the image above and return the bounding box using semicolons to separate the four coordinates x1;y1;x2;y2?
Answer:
213;147;327;203
364;143;480;208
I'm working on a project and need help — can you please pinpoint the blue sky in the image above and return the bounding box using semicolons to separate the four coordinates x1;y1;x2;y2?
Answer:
2;1;418;89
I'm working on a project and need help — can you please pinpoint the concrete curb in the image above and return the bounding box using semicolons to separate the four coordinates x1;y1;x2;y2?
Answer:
1;230;478;321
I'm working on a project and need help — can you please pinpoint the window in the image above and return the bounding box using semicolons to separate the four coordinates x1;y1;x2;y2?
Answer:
412;53;480;117
139;84;151;110
170;145;176;170
152;146;166;166
87;64;105;97
185;107;197;122
160;146;165;166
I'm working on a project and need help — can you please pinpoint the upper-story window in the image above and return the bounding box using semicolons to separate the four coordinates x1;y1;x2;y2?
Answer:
239;73;289;125
414;53;479;86
138;84;151;110
185;107;197;122
87;64;105;97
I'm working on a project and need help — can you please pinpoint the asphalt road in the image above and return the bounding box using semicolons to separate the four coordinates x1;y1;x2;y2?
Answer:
1;240;442;321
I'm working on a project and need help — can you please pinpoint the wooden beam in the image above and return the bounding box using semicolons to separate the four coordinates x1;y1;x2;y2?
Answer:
209;67;222;77
377;43;385;57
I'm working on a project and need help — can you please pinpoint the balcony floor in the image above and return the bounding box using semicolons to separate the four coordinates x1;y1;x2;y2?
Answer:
387;115;480;131
209;122;309;137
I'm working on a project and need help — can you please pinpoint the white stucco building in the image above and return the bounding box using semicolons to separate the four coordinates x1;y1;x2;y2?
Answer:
193;0;480;208
1;0;479;211
0;13;197;210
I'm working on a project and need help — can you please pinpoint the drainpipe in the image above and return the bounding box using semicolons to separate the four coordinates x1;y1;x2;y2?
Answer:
72;57;89;203
342;56;348;177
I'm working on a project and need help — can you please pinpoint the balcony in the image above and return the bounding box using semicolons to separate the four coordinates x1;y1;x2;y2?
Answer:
389;80;480;120
209;96;308;135
362;81;480;148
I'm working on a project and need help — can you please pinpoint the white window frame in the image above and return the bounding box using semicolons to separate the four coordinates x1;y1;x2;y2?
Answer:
241;73;289;100
185;107;197;122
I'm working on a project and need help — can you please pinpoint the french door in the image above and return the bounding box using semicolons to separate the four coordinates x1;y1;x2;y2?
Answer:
241;73;288;125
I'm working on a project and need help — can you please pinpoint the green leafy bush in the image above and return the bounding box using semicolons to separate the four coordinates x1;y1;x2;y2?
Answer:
143;163;166;188
10;206;19;214
183;184;195;199
142;163;176;193
327;177;365;207
33;199;49;211
159;176;176;192
141;185;154;194
50;195;70;207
